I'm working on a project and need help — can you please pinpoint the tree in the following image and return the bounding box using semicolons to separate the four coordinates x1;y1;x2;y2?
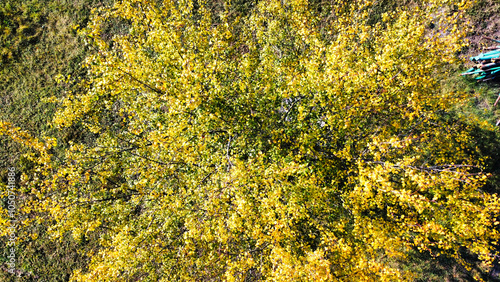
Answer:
1;0;499;280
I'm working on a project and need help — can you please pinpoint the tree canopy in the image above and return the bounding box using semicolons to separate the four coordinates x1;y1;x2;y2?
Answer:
1;0;500;281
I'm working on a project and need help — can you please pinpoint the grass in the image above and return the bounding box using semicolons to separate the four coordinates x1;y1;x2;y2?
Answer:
455;0;500;124
0;1;111;280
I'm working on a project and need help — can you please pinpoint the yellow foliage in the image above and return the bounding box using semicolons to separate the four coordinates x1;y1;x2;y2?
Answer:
2;0;498;281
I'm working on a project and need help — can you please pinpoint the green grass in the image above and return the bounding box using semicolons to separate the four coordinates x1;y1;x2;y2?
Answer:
441;68;500;126
455;0;500;125
0;1;111;280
